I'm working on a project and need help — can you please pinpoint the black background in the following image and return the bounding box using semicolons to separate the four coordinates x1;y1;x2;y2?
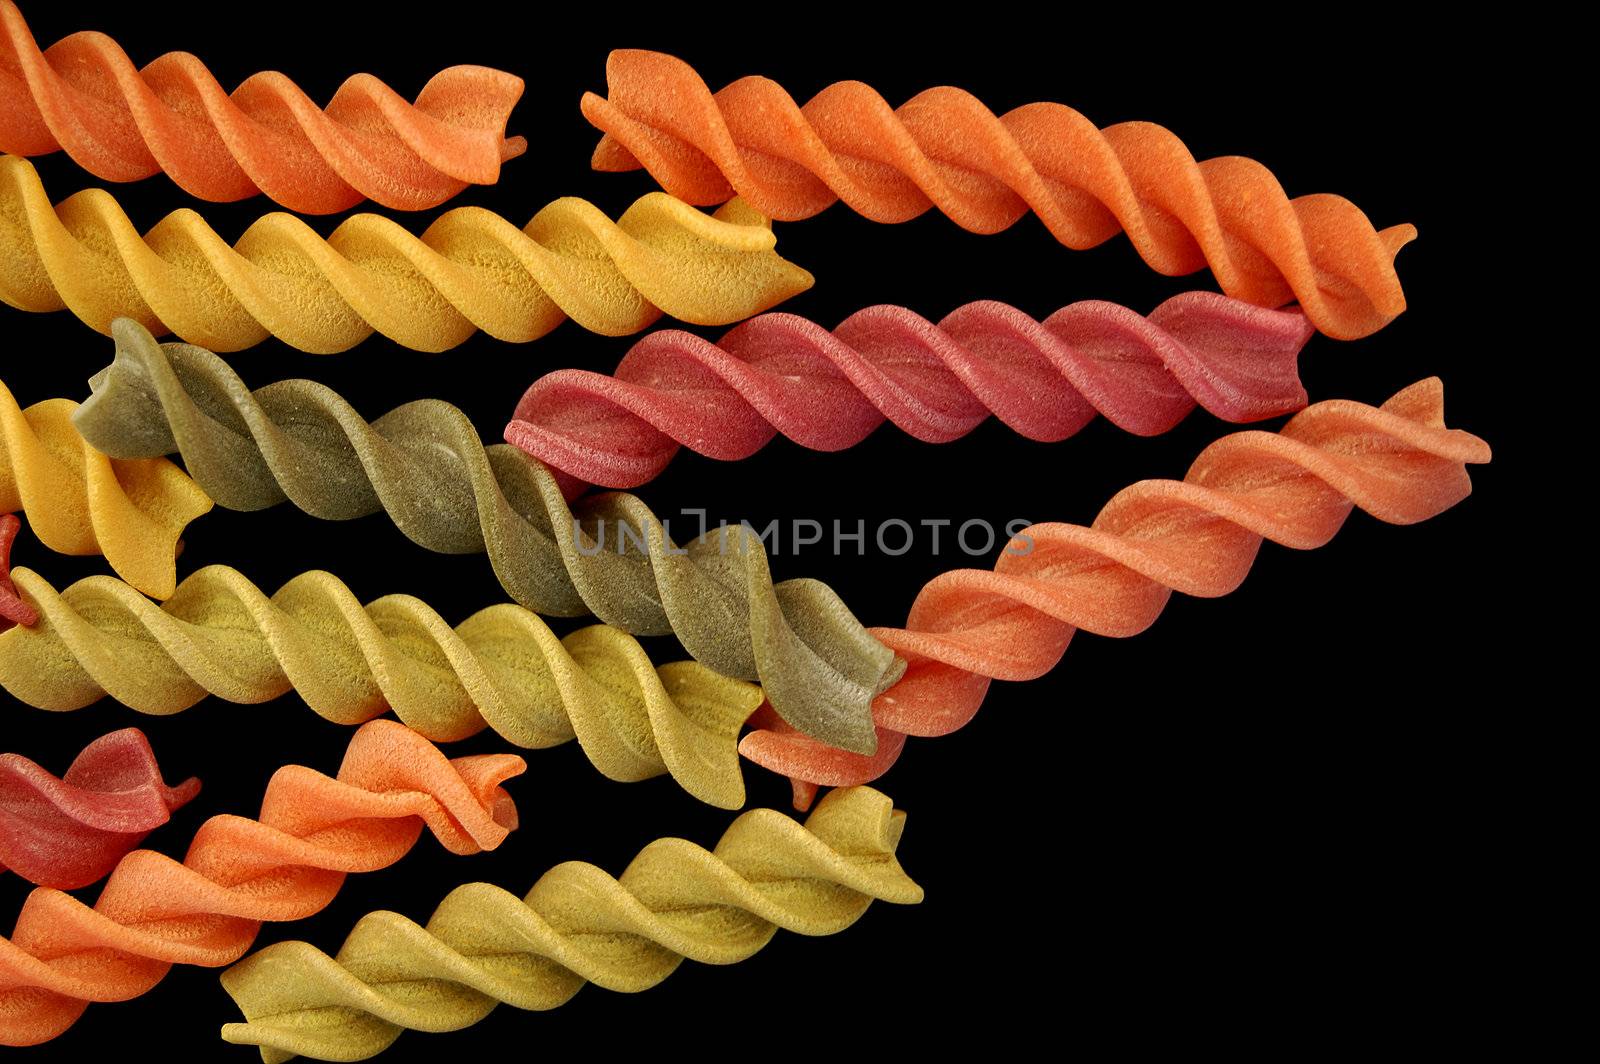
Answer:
3;4;1513;1059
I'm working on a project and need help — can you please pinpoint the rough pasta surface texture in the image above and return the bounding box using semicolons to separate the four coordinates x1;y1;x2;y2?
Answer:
70;319;900;754
0;512;34;626
0;155;812;353
220;786;922;1062
0;720;522;1046
0;727;200;890
506;291;1315;490
1;379;211;599
0;562;763;809
0;0;526;212
740;379;1493;808
582;49;1414;339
